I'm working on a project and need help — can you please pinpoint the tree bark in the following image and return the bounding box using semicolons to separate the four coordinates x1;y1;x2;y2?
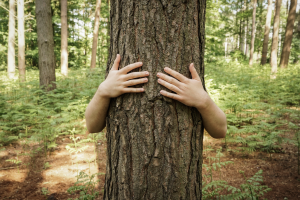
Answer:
18;0;26;82
103;1;205;199
279;0;297;68
35;0;56;91
249;0;257;65
90;0;102;69
7;0;15;79
270;0;282;75
261;0;272;65
60;0;68;76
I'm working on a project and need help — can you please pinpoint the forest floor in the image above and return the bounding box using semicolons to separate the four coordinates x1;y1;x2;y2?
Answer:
0;129;299;200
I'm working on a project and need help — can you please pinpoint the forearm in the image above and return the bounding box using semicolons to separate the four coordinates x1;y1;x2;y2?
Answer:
85;89;110;133
196;96;227;138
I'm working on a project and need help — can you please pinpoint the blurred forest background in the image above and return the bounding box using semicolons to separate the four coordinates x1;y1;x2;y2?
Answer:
0;0;300;73
0;0;300;199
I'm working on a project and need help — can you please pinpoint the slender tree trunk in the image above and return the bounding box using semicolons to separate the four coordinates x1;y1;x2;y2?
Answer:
60;0;68;76
90;0;102;69
18;0;26;82
249;0;257;65
270;0;282;75
104;1;205;199
35;0;56;91
279;0;297;68
245;16;249;57
261;0;272;65
7;0;15;79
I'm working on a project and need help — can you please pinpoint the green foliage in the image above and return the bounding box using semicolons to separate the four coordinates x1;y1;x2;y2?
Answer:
206;60;300;156
0;69;104;149
67;171;101;200
0;0;110;71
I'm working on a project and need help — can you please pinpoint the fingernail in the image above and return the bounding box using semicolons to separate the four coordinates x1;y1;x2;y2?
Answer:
144;78;148;82
141;88;144;92
140;62;143;65
145;71;149;75
157;73;160;77
157;79;161;83
164;67;169;71
191;63;194;67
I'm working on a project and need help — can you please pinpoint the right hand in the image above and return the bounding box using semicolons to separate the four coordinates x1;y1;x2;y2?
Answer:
97;54;149;98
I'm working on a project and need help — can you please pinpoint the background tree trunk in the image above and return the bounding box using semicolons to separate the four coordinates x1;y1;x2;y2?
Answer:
261;0;272;65
90;0;102;69
35;0;56;91
18;0;26;82
249;0;257;65
240;0;246;53
60;0;68;76
279;0;297;68
270;0;282;75
7;0;15;79
103;1;205;199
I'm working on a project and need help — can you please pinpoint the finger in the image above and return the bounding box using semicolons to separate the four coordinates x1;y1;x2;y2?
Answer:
112;54;121;70
120;62;143;74
158;78;181;94
122;88;145;93
124;71;149;80
157;72;181;87
160;90;181;101
123;78;148;87
189;63;201;81
164;67;188;82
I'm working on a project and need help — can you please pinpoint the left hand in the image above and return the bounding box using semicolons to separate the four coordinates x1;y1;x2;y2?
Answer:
157;63;210;110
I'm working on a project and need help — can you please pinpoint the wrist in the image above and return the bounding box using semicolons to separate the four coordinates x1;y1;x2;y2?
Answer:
97;82;110;99
195;92;212;113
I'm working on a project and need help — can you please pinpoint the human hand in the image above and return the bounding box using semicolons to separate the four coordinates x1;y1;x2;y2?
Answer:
98;54;149;98
157;63;211;110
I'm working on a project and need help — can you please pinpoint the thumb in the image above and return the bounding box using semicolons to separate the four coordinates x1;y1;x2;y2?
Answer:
112;54;121;70
189;63;200;81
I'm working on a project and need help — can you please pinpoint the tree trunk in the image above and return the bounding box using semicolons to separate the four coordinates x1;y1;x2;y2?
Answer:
249;0;257;66
18;0;26;82
279;0;297;68
60;0;68;76
103;1;205;199
7;0;15;79
35;0;56;91
270;0;282;75
90;0;102;69
106;0;110;52
261;0;272;65
245;10;249;57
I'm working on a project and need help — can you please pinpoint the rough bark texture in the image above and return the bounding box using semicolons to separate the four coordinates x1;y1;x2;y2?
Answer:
18;0;26;82
103;0;206;199
60;0;68;76
261;0;272;65
35;0;56;91
270;0;282;74
279;0;297;68
249;0;257;66
90;0;102;69
7;0;15;79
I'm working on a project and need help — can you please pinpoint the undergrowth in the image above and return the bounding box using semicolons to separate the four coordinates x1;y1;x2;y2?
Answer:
206;60;300;157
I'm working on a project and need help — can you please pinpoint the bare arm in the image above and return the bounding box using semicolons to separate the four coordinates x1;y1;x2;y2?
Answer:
85;91;110;133
157;64;227;138
85;54;149;133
